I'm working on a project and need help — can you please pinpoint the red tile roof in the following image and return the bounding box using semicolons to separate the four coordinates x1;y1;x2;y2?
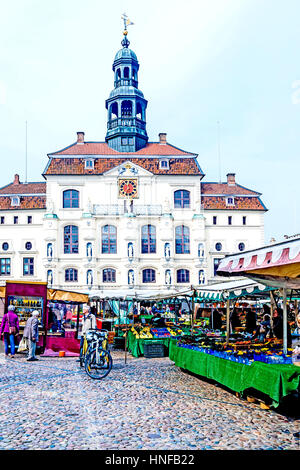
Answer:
49;141;197;157
201;182;266;211
201;195;266;211
44;157;203;176
201;182;260;196
0;196;46;211
0;181;46;210
0;182;46;195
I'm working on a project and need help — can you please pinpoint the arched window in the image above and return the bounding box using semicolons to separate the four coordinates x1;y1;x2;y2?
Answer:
142;269;156;283
141;225;156;254
199;270;205;285
121;100;132;117
47;270;53;286
64;225;78;254
63;190;79;209
65;268;78;282
198;242;205;258
136;102;143;120
47;243;53;259
174;190;190;209
102;225;117;254
86;269;93;286
103;268;116;283
177;269;190;283
110;102;118;120
86;242;92;258
175;226;190;254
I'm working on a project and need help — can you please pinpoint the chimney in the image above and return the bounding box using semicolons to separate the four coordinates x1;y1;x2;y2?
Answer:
77;131;85;144
159;133;167;144
13;174;20;185
226;173;236;186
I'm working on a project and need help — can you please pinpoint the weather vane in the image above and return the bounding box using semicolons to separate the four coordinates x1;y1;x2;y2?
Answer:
121;13;134;36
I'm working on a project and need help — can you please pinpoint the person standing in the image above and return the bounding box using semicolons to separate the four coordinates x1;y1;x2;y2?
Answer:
245;308;257;334
210;309;223;330
79;305;97;353
23;310;40;362
0;305;19;358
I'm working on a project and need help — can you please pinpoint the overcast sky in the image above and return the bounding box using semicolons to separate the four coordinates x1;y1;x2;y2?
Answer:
1;0;299;243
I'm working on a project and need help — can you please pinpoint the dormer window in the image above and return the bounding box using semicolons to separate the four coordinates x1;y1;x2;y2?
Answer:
159;159;169;170
85;159;94;170
11;196;20;207
226;197;234;206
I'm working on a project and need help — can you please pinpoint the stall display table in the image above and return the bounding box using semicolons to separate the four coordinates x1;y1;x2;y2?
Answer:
42;329;80;357
127;330;170;357
169;341;300;407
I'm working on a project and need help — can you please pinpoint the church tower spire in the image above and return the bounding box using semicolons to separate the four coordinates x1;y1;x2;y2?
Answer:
105;17;148;152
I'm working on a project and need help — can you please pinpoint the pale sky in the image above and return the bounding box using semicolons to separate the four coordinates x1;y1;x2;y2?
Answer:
1;0;299;243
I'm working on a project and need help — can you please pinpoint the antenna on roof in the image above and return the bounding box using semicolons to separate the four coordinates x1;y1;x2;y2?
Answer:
217;121;221;183
25;121;28;184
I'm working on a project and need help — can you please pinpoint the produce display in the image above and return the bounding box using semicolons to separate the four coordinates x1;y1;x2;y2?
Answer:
177;334;294;365
130;325;183;339
131;326;153;339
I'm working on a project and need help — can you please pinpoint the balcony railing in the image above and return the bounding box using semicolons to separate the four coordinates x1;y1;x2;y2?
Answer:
93;204;162;216
107;117;146;131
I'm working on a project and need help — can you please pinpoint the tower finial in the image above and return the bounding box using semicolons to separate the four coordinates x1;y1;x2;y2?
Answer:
121;13;134;48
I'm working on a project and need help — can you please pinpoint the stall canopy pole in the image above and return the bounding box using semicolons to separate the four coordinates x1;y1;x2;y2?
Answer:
226;298;230;342
282;288;288;355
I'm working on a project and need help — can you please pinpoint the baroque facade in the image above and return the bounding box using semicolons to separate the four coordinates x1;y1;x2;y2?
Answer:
0;31;267;293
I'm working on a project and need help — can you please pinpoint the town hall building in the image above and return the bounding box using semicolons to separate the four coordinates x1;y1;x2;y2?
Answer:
0;29;267;294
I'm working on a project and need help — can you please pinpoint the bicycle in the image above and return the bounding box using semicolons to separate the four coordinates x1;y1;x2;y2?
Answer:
79;329;113;379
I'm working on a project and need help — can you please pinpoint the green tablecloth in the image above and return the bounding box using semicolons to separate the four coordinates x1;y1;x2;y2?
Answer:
127;331;171;357
169;341;300;407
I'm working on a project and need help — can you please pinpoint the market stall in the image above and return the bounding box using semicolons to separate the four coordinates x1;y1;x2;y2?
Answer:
169;340;300;408
168;277;300;406
0;282;89;356
4;281;48;353
42;288;89;357
217;236;300;354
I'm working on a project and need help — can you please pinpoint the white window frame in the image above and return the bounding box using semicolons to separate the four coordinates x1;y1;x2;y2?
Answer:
84;159;95;170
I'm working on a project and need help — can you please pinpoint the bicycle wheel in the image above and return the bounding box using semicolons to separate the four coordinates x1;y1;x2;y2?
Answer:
84;347;113;380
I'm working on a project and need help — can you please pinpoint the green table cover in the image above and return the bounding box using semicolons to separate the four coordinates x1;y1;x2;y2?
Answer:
127;330;171;357
169;341;300;407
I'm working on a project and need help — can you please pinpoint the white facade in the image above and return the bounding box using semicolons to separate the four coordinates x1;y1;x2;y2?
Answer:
0;161;266;292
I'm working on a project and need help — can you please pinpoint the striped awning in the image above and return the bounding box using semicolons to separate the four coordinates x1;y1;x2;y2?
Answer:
217;237;300;288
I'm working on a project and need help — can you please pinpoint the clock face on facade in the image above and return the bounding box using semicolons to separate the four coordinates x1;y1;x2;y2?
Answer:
119;179;138;198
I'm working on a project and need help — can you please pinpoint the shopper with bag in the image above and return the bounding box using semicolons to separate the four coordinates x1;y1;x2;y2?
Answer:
0;305;19;358
23;310;40;362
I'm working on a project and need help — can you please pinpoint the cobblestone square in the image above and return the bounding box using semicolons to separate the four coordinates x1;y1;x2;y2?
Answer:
0;351;299;450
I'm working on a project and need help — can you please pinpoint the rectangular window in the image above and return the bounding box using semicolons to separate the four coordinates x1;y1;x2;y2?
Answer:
0;217;4;224
14;216;18;224
85;159;94;169
128;137;134;145
0;258;10;275
121;137;128;145
228;216;232;225
243;216;247;225
213;258;220;276
23;258;34;276
213;216;217;225
27;216;32;224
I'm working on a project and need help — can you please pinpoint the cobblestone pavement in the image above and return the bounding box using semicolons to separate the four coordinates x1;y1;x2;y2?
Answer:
0;351;299;450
